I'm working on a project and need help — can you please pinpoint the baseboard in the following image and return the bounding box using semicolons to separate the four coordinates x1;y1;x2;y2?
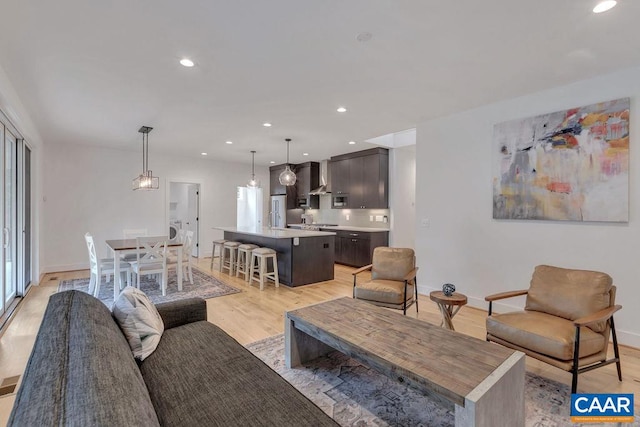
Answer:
41;263;88;274
416;284;640;349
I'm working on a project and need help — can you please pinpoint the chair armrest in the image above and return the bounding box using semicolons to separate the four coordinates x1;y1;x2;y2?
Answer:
403;267;419;282
485;289;528;302
155;298;207;329
352;264;373;276
574;305;622;327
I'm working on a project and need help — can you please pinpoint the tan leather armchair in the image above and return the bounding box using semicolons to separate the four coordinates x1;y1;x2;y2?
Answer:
485;265;622;393
352;247;419;315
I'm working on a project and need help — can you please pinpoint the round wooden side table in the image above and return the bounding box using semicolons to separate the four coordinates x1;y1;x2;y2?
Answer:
429;290;468;331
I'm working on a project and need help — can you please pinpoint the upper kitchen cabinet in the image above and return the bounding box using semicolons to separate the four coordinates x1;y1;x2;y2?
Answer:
269;164;297;208
294;162;319;209
330;148;389;209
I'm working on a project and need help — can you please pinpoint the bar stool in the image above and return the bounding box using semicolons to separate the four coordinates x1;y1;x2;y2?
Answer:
210;239;227;270
236;243;259;282
221;241;240;275
249;247;279;290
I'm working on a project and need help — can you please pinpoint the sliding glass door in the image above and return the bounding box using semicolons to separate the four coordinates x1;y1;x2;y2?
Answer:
0;115;31;322
4;128;17;308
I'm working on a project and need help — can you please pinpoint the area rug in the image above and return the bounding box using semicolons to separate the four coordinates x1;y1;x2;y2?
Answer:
58;267;240;307
246;335;640;427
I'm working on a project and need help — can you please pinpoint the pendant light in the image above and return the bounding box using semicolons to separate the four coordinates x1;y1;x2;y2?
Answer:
132;126;159;190
247;150;260;187
279;138;297;186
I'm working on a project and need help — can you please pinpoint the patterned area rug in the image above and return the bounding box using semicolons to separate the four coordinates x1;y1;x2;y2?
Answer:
58;267;240;307
247;335;639;427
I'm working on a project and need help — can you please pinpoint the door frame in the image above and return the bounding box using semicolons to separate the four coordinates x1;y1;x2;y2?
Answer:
165;179;202;258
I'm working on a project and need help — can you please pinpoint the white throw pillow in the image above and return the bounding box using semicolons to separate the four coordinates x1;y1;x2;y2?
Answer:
112;287;164;361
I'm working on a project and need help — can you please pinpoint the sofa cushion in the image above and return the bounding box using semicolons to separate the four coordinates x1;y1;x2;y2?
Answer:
8;290;160;427
525;265;612;332
355;279;415;305
371;247;415;281
112;287;164;361
140;321;339;427
486;311;605;360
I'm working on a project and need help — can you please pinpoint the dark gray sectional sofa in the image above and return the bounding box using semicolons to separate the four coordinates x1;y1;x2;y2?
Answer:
8;290;338;426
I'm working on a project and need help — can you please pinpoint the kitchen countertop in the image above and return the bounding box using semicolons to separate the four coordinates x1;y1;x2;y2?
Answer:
214;226;336;239
287;224;390;233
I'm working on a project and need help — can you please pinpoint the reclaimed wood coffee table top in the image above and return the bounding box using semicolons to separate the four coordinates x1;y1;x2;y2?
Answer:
286;297;516;407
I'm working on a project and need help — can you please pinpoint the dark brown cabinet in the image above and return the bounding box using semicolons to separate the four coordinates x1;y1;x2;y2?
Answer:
294;162;319;208
329;229;389;267
330;148;389;209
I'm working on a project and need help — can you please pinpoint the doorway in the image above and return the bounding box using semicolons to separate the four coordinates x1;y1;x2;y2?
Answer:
168;182;200;257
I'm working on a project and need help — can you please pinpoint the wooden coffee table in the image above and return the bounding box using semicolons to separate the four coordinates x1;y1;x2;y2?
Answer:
285;297;525;427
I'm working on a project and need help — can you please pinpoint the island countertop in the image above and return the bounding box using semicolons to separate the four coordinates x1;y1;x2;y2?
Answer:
214;226;336;239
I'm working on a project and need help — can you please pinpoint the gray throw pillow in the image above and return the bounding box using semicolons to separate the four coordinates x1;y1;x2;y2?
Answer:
112;287;164;361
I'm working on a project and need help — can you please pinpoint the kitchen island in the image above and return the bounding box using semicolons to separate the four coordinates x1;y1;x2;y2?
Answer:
215;227;336;287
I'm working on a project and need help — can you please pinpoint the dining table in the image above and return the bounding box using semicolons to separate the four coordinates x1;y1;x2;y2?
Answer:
105;238;184;300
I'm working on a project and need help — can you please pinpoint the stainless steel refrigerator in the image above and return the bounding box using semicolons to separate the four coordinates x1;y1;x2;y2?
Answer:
237;187;264;229
269;195;287;229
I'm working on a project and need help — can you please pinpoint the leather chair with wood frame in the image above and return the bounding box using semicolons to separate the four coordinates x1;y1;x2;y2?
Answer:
352;247;419;315
485;265;622;393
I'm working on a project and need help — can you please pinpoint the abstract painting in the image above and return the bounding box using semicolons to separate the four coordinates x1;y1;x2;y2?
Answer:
493;98;629;222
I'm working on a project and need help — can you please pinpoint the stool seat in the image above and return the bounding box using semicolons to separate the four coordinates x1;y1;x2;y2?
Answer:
249;247;279;290
238;243;259;250
252;247;276;255
224;241;241;247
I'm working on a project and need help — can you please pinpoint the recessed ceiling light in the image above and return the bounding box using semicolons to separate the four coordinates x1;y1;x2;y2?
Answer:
356;32;373;42
348;141;356;145
263;122;272;127
201;152;208;156
337;107;347;113
225;141;233;145
303;153;309;156
270;160;275;164
593;0;616;13
179;58;195;67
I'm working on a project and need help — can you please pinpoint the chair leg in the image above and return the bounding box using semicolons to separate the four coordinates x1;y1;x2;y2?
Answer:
610;316;623;381
403;280;408;315
162;270;167;296
414;277;419;313
571;326;581;394
88;273;97;296
136;271;141;290
210;242;215;270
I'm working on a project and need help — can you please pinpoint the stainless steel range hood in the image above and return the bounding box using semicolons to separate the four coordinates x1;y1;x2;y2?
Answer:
309;160;331;195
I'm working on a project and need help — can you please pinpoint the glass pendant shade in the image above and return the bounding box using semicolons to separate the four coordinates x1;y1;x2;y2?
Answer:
247;150;260;188
279;165;296;186
278;138;297;186
132;126;159;190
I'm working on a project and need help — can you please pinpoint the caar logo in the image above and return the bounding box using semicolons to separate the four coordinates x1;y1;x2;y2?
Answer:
571;393;635;423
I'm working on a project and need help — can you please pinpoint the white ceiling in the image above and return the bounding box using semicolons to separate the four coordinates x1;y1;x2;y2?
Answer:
1;0;639;166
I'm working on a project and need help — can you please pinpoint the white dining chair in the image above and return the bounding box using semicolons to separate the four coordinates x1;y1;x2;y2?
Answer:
129;236;169;296
121;228;149;262
168;230;194;284
85;232;131;297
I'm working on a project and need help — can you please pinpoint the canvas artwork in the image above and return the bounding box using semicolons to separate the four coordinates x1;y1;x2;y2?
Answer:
493;98;630;222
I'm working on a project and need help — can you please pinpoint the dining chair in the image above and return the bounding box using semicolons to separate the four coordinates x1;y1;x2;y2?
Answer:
129;236;169;296
168;230;194;284
121;229;149;262
85;232;131;297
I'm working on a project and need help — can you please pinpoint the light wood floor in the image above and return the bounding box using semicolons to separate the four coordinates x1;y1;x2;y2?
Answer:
1;259;639;425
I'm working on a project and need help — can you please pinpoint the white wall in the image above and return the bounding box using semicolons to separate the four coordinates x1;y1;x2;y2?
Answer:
416;65;640;347
42;141;269;272
389;145;416;248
